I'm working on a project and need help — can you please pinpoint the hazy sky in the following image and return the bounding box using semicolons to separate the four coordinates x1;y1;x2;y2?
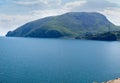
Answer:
0;0;120;35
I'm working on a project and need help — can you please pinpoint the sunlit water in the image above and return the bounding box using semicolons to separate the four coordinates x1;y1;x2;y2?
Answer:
0;37;120;83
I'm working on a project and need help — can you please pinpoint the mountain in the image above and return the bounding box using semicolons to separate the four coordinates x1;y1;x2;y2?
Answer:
6;12;120;39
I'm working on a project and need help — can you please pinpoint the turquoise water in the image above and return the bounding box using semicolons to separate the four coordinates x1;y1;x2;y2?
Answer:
1;37;120;83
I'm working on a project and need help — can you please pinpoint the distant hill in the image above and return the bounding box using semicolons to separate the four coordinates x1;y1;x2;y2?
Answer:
6;12;120;39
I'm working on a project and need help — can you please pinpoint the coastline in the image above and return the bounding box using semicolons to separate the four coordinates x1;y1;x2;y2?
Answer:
94;78;120;83
106;78;120;83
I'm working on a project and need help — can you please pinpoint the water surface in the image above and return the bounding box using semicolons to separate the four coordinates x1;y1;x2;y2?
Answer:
0;37;120;83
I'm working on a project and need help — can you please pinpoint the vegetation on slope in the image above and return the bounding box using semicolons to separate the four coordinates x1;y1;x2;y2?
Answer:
6;12;120;40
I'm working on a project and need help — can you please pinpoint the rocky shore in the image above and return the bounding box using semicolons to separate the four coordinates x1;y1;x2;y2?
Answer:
93;78;120;83
106;78;120;83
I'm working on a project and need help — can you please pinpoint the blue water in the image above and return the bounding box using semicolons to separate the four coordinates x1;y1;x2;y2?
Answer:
0;37;120;83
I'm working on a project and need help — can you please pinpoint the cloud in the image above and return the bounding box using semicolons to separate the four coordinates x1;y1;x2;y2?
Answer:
12;0;61;7
0;8;68;36
13;0;44;5
31;9;68;18
0;0;120;35
63;0;87;11
101;8;120;26
84;0;118;10
0;14;31;35
63;0;119;12
61;0;120;26
107;0;120;5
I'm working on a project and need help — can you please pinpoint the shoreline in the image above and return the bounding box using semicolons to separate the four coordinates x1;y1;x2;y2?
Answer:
94;78;120;83
106;78;120;83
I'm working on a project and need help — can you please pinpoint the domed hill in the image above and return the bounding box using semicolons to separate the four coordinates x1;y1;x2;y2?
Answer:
6;12;120;38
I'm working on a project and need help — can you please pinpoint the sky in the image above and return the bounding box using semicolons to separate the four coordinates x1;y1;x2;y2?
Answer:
0;0;120;36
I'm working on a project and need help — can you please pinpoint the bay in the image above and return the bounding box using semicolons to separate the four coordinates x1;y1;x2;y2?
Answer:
0;37;120;83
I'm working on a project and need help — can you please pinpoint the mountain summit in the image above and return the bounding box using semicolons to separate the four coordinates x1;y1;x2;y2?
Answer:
6;12;119;38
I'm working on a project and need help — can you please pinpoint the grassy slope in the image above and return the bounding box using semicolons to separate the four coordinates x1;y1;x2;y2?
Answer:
6;12;120;39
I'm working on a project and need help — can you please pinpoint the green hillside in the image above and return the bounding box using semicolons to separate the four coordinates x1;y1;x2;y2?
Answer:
6;12;120;39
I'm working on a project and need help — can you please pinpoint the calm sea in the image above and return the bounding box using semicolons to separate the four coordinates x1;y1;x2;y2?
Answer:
0;37;120;83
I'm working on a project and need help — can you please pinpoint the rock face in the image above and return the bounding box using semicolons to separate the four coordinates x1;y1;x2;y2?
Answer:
106;78;120;83
94;78;120;83
6;12;120;38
